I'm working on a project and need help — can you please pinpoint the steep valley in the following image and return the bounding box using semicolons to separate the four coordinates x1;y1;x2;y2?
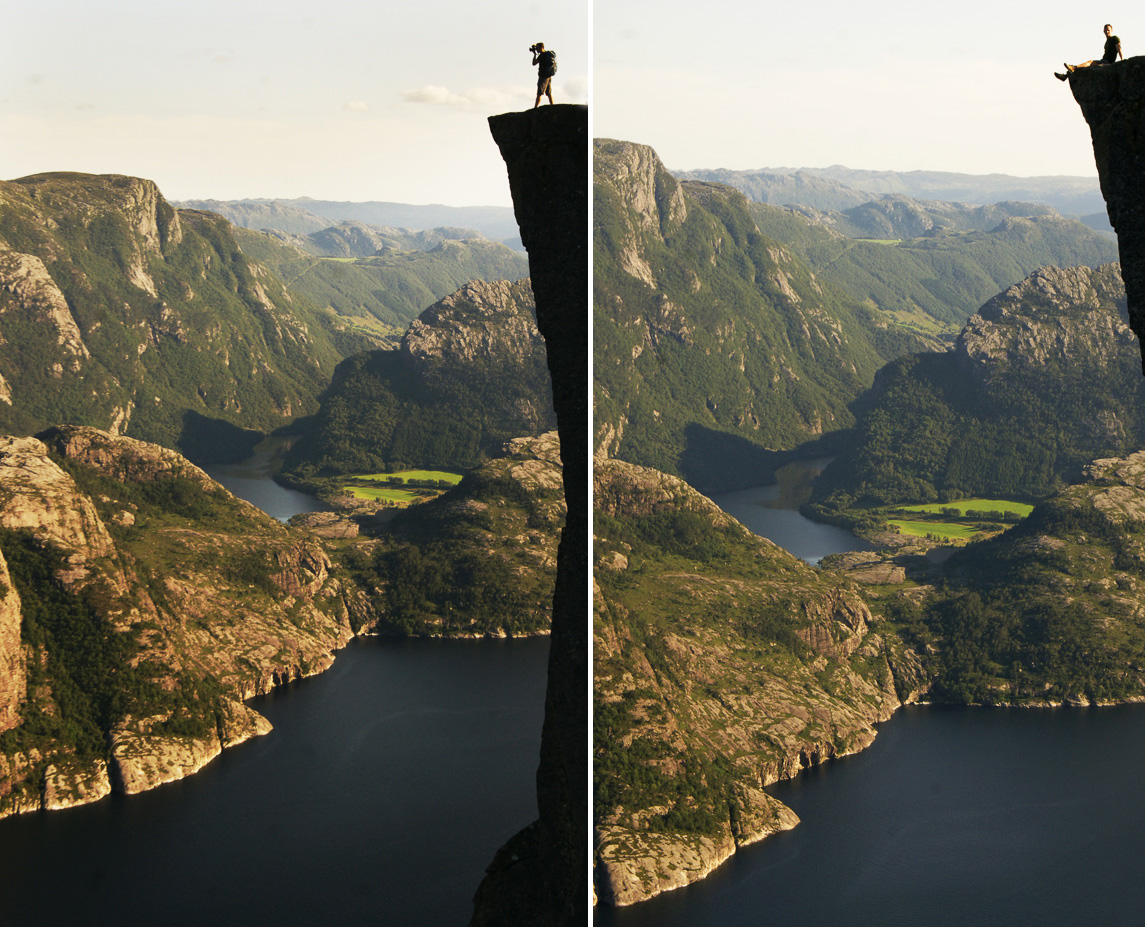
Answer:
0;422;562;817
592;139;1117;493
0;171;527;462
0;171;562;819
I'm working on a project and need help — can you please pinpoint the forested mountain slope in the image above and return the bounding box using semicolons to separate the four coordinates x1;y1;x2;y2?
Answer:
283;278;554;477
751;203;1118;329
807;264;1144;517
593;139;904;488
594;458;909;905
0;426;359;817
0;172;379;459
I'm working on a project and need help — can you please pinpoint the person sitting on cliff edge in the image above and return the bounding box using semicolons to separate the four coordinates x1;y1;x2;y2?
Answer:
531;42;557;108
1056;24;1122;80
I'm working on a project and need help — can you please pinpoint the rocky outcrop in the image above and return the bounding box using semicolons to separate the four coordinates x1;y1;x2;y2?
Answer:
594;458;904;906
37;424;217;489
0;434;118;579
596;792;799;907
957;265;1131;376
42;758;113;811
0;251;90;367
0;427;357;819
402;278;541;367
594;138;689;240
1069;58;1145;368
110;701;271;795
474;104;587;927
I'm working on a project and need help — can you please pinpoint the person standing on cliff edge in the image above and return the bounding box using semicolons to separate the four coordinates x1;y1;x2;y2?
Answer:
531;42;557;107
1056;24;1122;80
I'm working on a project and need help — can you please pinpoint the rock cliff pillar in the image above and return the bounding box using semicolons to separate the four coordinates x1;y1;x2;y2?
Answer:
477;104;587;925
1069;58;1145;369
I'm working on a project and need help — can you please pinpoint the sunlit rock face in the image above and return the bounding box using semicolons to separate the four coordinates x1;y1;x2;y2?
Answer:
1070;58;1145;369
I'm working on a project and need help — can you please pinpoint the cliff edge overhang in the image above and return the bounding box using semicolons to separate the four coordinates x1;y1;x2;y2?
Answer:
1070;57;1145;368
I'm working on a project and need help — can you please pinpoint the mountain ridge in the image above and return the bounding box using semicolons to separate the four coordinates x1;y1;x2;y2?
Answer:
676;165;1104;215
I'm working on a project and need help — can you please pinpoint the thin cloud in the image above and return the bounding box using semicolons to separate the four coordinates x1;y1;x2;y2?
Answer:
402;85;528;107
343;100;369;112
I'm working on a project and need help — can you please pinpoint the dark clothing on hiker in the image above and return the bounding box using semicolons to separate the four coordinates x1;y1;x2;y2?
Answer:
536;49;557;79
1055;27;1123;81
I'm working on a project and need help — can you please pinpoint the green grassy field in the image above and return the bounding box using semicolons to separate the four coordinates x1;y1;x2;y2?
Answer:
883;497;1034;544
345;485;426;503
888;519;981;540
897;498;1034;517
356;470;463;484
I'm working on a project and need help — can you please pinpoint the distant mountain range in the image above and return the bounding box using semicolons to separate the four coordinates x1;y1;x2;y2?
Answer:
676;164;1106;218
752;201;1117;329
175;197;522;246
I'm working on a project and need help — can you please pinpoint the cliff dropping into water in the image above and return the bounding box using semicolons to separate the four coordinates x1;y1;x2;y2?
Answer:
474;104;587;927
0;426;360;817
1069;58;1145;368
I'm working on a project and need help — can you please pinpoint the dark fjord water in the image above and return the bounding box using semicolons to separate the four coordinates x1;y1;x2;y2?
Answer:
597;704;1145;926
708;459;873;564
0;636;549;926
205;446;328;522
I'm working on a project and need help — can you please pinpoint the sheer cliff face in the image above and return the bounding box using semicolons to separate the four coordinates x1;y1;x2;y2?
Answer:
1069;58;1145;368
477;104;587;927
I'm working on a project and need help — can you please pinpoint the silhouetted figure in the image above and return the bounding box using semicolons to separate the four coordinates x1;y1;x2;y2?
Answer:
531;42;557;108
1056;24;1122;80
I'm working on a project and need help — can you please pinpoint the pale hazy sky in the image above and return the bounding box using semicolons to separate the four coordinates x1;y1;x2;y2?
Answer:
595;1;1140;180
5;2;1139;207
2;0;588;205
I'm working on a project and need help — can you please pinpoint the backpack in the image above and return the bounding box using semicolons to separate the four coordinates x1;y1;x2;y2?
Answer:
539;50;557;76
